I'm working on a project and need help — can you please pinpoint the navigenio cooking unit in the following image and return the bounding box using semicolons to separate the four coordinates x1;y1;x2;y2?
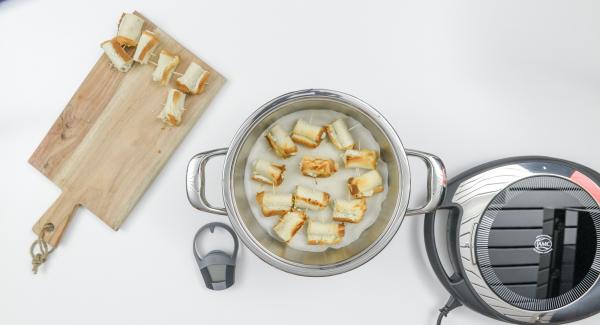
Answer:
187;89;446;276
425;157;600;324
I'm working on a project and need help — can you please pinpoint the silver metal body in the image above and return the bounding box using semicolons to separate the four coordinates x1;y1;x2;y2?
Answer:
454;161;600;323
187;89;446;276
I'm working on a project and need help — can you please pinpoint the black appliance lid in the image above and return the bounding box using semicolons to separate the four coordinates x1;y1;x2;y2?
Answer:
426;156;600;324
476;175;600;311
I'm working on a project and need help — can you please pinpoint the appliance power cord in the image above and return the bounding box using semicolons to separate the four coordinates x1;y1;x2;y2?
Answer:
436;296;462;325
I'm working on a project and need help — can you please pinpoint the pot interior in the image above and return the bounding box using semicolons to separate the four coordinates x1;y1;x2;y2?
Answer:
228;92;407;270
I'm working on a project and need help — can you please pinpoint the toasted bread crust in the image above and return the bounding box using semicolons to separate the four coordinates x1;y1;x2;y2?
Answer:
307;223;344;245
194;71;210;94
291;134;319;148
347;177;360;197
161;54;179;85
116;13;144;47
325;123;355;150
136;31;159;62
294;191;330;209
156;89;186;126
291;120;324;148
266;134;297;158
343;149;378;170
175;80;191;93
332;216;356;223
332;198;367;223
273;211;307;242
300;157;338;178
166;113;180;126
115;36;137;47
251;175;270;186
251;161;285;186
338;224;346;238
176;71;210;95
106;38;132;62
256;191;264;203
256;192;292;217
347;177;383;198
288;218;305;239
262;208;289;217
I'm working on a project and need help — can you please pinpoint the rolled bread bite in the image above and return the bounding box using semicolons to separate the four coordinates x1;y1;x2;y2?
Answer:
116;13;144;47
256;192;294;217
133;30;159;64
332;198;367;223
307;220;345;245
152;50;180;86
291;119;324;148
101;38;133;72
300;156;338;178
175;62;210;95
348;170;384;198
326;119;355;150
273;211;307;242
266;124;298;159
251;159;285;186
293;186;330;210
157;89;186;126
343;149;378;170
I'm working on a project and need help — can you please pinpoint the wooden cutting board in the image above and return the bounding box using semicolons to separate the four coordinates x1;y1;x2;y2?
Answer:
29;11;225;247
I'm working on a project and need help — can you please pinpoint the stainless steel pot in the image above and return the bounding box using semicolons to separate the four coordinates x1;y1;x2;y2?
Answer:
186;89;446;276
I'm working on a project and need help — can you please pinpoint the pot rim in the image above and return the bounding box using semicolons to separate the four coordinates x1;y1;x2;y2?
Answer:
222;89;412;276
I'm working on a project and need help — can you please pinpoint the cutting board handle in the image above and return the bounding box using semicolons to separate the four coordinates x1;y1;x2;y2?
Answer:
33;192;80;248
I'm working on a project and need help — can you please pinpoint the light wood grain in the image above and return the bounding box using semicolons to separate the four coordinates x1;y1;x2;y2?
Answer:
30;12;225;246
28;55;126;180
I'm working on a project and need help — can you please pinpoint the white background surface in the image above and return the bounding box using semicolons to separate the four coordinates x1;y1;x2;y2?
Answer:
1;0;599;324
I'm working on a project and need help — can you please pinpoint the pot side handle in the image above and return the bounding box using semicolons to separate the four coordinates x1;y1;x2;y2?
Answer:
405;149;447;216
186;148;228;215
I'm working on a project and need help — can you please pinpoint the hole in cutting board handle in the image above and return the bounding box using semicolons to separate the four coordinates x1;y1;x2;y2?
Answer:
33;192;81;245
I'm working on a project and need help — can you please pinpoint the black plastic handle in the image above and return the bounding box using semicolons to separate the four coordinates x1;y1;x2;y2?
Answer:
424;207;465;291
193;222;239;290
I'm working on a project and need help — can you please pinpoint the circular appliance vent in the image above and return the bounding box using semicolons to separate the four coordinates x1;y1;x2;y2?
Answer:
476;175;600;311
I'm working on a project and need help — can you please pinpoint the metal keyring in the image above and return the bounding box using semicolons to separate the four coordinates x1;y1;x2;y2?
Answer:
193;222;239;290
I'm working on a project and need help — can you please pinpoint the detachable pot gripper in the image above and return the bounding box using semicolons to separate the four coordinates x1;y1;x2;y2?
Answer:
193;222;239;290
